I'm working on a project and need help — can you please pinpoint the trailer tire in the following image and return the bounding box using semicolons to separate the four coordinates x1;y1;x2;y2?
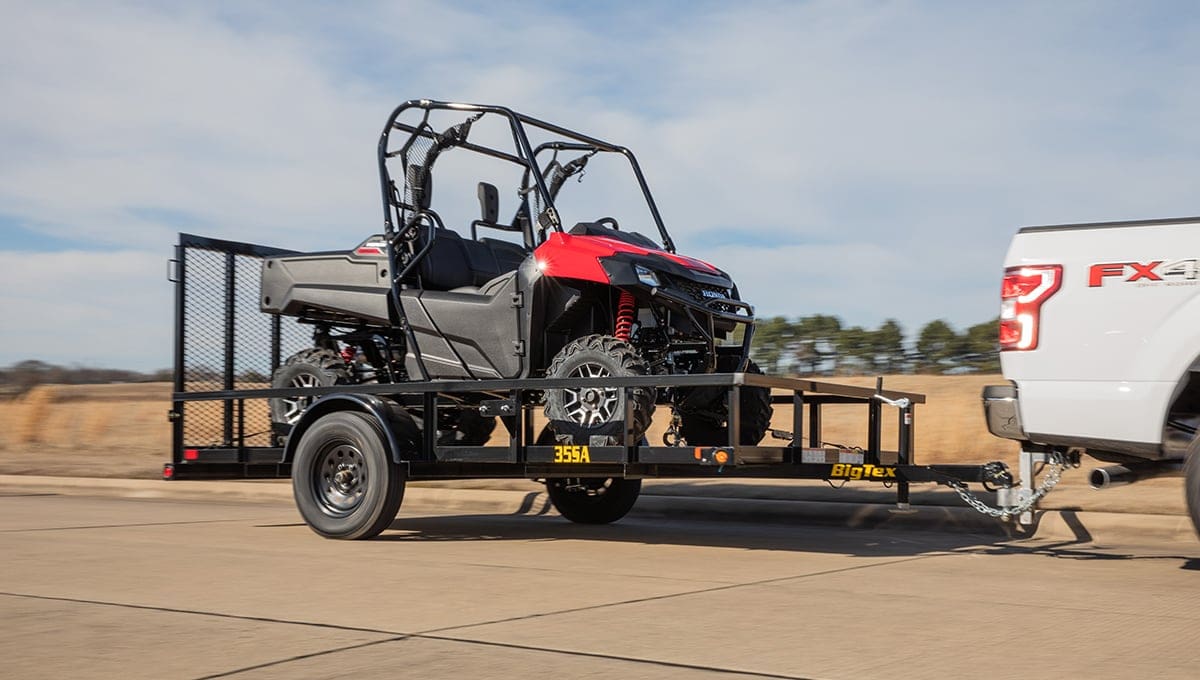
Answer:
678;357;773;446
1185;436;1200;538
547;477;642;524
544;334;654;446
291;411;404;540
270;349;352;441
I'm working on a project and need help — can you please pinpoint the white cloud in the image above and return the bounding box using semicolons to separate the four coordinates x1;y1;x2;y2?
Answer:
2;1;1200;368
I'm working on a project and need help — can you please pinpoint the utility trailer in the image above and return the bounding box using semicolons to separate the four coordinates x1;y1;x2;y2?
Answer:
166;233;1031;538
165;100;1051;539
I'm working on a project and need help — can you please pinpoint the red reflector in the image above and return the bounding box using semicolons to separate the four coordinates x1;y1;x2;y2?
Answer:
355;247;384;256
999;319;1023;346
162;464;175;480
183;448;200;461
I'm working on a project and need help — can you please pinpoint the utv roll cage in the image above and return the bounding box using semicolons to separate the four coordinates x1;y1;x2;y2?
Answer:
378;98;676;253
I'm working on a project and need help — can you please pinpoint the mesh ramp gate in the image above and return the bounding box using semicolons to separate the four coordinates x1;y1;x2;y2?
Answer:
170;233;312;473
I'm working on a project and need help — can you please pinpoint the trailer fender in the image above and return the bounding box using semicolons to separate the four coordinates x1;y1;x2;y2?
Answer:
281;393;420;465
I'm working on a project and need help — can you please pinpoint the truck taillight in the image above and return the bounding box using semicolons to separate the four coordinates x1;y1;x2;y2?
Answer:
999;265;1061;351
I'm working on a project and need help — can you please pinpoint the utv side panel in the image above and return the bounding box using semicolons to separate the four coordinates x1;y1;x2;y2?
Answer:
261;252;391;325
398;273;524;380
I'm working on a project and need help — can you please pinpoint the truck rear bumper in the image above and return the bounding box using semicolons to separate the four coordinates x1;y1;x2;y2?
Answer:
982;383;1028;441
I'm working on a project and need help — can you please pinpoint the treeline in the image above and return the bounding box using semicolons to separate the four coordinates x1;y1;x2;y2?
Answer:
0;359;171;394
745;315;1000;375
2;315;1000;393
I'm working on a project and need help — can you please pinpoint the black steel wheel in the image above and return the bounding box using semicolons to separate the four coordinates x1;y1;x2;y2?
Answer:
543;334;654;445
546;477;642;524
677;356;773;446
269;349;352;440
291;411;404;540
1185;436;1200;538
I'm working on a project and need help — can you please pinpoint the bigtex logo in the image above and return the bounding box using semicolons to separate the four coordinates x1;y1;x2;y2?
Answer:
829;463;897;480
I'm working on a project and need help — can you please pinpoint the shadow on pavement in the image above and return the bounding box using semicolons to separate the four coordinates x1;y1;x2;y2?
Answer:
382;511;1010;558
964;540;1199;567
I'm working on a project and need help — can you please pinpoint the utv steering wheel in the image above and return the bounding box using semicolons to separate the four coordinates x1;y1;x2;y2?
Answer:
595;217;620;231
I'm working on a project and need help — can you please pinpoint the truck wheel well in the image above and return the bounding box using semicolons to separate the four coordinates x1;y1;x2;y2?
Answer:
1165;369;1200;460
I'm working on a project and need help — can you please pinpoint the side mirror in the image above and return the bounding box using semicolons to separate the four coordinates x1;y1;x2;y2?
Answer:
477;182;499;223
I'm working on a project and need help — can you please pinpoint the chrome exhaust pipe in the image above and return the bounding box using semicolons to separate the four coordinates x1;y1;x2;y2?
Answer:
1089;465;1139;489
1089;462;1180;489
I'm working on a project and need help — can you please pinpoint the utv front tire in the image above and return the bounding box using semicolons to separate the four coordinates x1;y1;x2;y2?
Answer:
547;477;642;524
678;357;773;446
544;334;655;445
269;349;352;441
291;411;404;540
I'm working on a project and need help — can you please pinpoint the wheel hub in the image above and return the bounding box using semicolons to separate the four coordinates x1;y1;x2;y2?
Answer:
332;466;357;492
281;373;321;424
314;444;366;515
563;363;619;426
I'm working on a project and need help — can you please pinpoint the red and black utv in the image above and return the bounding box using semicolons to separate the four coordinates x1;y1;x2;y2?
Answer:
260;99;772;452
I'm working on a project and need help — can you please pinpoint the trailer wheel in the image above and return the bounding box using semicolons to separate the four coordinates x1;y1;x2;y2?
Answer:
291;411;404;540
1185;436;1200;538
544;334;655;445
546;477;642;524
678;357;773;446
270;349;352;441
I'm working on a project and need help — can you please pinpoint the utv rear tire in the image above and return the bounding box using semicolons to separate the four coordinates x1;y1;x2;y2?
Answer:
678;357;773;446
270;349;352;440
1185;436;1200;538
291;411;404;540
546;477;642;524
543;334;655;446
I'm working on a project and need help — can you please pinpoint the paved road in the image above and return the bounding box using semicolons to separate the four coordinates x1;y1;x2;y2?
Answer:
2;492;1198;680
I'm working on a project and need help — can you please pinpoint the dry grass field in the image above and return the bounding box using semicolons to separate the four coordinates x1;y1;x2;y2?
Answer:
0;375;1018;479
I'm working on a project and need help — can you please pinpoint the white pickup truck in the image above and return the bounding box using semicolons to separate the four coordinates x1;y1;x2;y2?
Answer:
982;216;1200;531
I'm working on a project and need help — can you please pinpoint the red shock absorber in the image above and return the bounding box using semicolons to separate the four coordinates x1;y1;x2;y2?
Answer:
340;345;357;364
614;291;636;343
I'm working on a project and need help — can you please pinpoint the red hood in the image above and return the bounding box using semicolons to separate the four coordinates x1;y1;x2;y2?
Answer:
533;232;720;284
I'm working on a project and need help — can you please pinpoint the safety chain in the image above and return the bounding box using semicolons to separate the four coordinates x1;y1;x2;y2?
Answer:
663;410;683;446
947;451;1066;520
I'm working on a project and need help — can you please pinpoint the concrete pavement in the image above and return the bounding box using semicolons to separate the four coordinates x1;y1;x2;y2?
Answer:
1;494;1198;679
0;470;1195;547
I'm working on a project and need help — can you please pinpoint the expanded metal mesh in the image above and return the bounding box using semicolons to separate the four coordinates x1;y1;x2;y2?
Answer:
180;244;311;447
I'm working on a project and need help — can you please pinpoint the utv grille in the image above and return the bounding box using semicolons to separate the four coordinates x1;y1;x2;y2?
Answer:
672;278;738;314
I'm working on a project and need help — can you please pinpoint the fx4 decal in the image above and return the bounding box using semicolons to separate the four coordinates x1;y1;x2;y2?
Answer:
1088;260;1199;287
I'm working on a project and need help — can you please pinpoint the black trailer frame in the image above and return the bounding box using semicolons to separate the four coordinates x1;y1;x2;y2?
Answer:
166;233;1014;503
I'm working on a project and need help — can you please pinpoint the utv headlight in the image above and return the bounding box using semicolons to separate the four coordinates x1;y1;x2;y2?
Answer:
634;264;660;287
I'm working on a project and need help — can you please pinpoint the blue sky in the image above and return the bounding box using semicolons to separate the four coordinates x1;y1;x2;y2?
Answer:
2;1;1200;370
